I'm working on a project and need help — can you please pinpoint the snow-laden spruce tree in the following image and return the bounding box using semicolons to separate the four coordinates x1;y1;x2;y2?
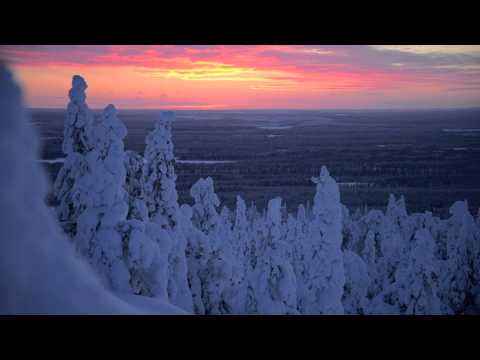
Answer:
283;213;298;266
142;112;193;312
124;150;148;221
378;194;411;286
356;209;385;301
62;75;95;155
354;195;411;310
188;177;234;314
370;228;442;315
224;195;249;313
289;205;307;305
343;250;370;314
73;104;132;292
53;75;96;235
472;211;480;308
180;204;210;314
297;166;345;314
342;205;362;253
395;228;442;314
0;65;173;315
190;177;221;236
437;201;478;313
52;76;172;301
249;197;298;314
233;195;249;259
143;112;179;227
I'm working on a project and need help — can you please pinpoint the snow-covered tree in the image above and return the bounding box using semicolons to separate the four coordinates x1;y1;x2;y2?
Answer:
73;104;131;292
142;112;193;312
437;201;478;313
396;228;442;314
180;204;209;314
190;177;220;236
187;177;234;314
249;197;298;314
342;204;362;253
124;150;148;221
379;194;410;285
225;195;250;313
117;220;169;298
297;166;345;314
371;229;442;314
51;76;175;304
343;250;370;314
0;65;187;314
143;111;180;227
233;195;249;258
356;209;385;300
53;75;96;235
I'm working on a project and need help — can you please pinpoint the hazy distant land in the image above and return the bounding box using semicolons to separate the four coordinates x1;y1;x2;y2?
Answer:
31;108;480;216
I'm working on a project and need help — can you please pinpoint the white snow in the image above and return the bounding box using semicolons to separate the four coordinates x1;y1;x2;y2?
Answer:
117;293;188;315
38;158;66;164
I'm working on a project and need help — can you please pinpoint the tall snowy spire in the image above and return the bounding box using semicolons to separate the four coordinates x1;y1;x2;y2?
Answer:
143;111;179;228
142;111;193;312
63;75;94;155
190;177;220;235
73;102;131;292
54;75;96;231
311;165;341;221
297;166;345;314
69;75;87;105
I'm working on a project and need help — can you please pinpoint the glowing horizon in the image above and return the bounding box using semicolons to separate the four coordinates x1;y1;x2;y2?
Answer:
1;45;479;110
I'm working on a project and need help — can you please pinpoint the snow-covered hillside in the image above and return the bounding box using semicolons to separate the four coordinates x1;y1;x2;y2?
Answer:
1;68;479;315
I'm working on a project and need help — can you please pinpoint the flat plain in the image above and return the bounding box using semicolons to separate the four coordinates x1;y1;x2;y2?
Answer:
32;108;480;217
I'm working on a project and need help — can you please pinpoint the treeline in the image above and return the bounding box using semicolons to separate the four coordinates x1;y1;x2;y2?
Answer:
52;75;480;314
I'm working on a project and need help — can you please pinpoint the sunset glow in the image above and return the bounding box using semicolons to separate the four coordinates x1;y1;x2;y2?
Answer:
1;45;479;109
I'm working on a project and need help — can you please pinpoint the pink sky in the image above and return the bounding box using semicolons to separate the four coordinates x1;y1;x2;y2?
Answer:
1;45;479;109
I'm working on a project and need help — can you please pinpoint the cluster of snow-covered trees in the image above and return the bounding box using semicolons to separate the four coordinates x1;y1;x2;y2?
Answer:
0;65;186;314
48;75;480;315
2;69;479;314
342;195;480;314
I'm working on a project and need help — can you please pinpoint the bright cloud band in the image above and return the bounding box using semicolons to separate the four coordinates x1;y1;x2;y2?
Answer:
1;45;479;109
